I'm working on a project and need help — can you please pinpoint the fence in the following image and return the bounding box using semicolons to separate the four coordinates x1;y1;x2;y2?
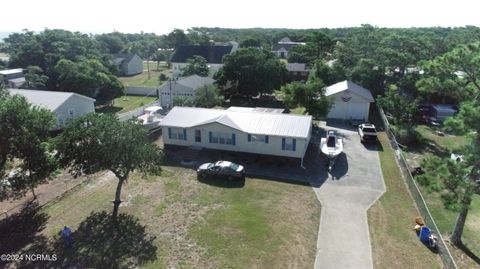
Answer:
377;107;458;269
117;100;161;122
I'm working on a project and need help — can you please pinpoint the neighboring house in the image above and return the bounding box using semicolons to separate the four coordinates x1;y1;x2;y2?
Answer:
426;104;457;122
271;37;306;59
170;42;238;77
159;75;215;107
160;106;312;164
286;63;309;81
114;54;143;76
325;80;374;121
7;88;95;129
0;68;25;88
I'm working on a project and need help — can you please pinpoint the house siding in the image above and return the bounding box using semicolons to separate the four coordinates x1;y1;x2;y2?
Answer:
54;95;95;128
123;55;143;76
162;122;309;159
327;92;371;120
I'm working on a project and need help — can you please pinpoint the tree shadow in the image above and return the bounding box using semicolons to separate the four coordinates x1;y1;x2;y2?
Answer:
0;200;48;257
96;106;123;114
329;153;348;180
19;211;157;269
456;240;480;265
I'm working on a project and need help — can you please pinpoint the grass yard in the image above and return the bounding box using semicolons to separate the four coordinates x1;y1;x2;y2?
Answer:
117;61;170;88
416;125;469;152
96;96;157;114
18;166;319;269
368;133;443;268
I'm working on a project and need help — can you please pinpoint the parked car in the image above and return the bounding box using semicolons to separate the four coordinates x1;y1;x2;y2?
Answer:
197;161;245;180
358;123;377;143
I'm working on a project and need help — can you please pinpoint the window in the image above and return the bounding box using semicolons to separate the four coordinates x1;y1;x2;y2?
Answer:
68;108;75;118
168;128;187;140
282;138;296;151
209;132;236;145
195;130;201;142
247;134;269;143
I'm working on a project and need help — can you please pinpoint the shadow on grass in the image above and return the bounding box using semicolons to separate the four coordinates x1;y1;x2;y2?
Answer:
0;200;48;257
19;211;157;269
457;241;480;265
197;175;245;188
96;106;123;114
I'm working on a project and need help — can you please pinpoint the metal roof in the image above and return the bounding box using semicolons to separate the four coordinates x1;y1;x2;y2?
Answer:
159;75;215;91
0;68;23;75
226;106;285;113
286;63;308;72
7;89;95;111
325;80;374;102
161;106;311;138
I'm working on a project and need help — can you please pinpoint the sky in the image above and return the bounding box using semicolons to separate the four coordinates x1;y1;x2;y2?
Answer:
1;0;479;34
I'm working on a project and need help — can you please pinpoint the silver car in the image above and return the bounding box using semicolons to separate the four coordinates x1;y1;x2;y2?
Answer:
197;161;245;180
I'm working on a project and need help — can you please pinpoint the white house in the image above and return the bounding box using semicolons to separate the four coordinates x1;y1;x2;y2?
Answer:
325;80;374;121
114;54;143;76
159;75;215;107
160;107;312;164
170;42;238;77
7;89;95;129
271;37;306;59
0;68;25;88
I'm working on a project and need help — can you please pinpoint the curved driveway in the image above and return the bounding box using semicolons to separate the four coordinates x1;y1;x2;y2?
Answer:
312;124;385;269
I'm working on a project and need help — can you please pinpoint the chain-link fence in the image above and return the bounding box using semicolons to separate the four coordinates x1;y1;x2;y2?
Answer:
378;107;458;269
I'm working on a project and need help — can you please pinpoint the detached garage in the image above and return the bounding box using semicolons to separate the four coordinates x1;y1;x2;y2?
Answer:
325;80;374;121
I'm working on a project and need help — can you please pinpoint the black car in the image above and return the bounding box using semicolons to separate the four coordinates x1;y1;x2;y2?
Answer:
197;161;245;180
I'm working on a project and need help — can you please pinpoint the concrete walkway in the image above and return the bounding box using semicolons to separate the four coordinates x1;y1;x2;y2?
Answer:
312;124;386;269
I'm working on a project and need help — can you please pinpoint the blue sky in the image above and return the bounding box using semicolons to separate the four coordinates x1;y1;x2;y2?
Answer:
1;0;478;34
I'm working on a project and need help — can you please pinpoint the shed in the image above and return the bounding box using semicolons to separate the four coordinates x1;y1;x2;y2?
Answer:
7;89;95;129
325;80;374;121
114;54;143;76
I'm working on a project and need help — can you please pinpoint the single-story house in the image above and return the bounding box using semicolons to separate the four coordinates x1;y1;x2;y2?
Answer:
0;68;25;88
272;37;306;59
170;42;238;77
7;88;95;129
160;106;312;164
428;104;457;122
286;63;309;81
114;54;143;76
325;80;374;121
159;75;215;107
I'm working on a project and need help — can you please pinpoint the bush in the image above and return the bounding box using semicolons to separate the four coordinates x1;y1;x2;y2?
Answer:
391;125;420;146
159;73;167;82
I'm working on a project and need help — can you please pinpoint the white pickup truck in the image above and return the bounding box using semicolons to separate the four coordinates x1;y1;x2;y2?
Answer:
358;123;377;143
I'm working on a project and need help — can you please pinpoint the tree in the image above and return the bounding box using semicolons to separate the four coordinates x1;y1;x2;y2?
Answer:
0;94;56;201
173;96;195;107
182;56;209;77
55;59;124;100
56;113;163;219
287;44;317;64
165;29;190;48
23;66;49;90
194;85;224;108
216;48;287;99
377;85;418;128
417;42;480;103
280;80;331;119
308;32;334;60
308;59;346;86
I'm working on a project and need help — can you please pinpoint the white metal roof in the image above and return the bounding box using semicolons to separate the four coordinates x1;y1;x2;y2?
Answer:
161;106;312;138
226;106;285;113
0;68;23;75
325;80;374;102
7;89;95;111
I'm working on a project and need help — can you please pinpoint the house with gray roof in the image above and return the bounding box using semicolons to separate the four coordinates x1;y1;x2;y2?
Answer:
159;75;215;107
0;68;25;88
272;37;306;59
286;63;309;81
114;53;143;76
170;42;238;77
160;106;312;163
7;88;95;129
325;80;374;121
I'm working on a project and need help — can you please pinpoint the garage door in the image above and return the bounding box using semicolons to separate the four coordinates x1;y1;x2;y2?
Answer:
327;102;368;120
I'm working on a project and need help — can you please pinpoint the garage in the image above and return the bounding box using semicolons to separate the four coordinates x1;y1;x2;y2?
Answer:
325;80;374;121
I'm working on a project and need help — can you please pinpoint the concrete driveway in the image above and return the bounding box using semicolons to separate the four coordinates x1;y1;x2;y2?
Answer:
312;122;385;269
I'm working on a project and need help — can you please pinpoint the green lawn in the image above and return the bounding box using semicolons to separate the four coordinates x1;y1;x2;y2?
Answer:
96;96;158;114
23;166;320;269
118;61;170;88
416;125;469;152
368;133;443;268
